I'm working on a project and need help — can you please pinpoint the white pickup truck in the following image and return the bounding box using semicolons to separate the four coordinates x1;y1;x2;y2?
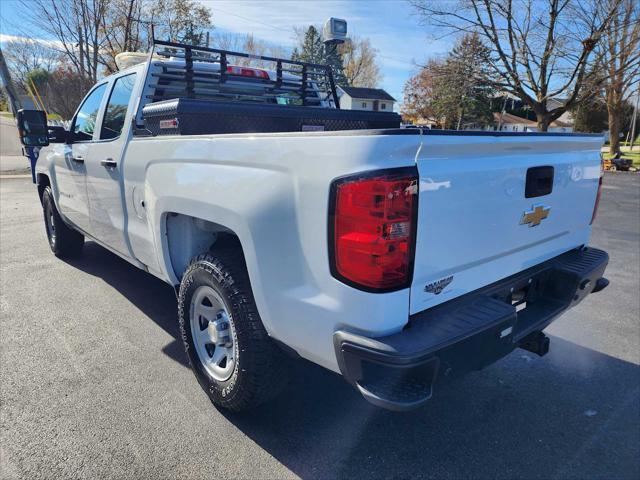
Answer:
18;40;609;412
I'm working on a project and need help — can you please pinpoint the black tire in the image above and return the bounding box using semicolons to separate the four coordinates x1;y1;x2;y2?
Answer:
42;186;84;258
178;249;289;411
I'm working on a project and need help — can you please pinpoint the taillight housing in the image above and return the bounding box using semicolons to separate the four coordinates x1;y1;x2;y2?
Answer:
328;167;419;292
590;156;604;224
226;65;269;79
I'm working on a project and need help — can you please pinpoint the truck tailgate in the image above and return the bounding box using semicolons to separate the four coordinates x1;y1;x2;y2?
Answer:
410;133;603;315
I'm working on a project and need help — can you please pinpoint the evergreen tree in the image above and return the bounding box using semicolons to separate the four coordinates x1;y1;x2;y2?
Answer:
291;26;324;65
442;32;495;129
403;33;495;129
181;22;205;46
323;43;348;87
571;97;609;133
292;25;348;87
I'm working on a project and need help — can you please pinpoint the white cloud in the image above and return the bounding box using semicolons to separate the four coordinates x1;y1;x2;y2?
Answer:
199;0;449;102
0;33;64;50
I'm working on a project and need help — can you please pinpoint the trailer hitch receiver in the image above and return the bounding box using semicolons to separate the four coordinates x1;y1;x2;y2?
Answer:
519;331;550;357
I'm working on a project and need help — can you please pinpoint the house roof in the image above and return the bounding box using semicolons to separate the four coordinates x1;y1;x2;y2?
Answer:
550;118;572;128
547;98;568;109
493;112;537;126
338;86;396;102
493;112;572;128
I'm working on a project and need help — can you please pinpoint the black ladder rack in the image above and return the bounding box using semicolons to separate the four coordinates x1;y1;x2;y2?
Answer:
142;39;340;109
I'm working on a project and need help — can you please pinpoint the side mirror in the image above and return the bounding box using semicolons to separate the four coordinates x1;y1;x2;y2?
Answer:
48;125;68;143
17;110;49;147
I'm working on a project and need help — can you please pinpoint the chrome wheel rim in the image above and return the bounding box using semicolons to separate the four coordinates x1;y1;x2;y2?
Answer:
189;286;237;381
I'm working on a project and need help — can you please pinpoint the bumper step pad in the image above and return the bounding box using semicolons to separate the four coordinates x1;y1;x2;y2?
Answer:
334;247;609;411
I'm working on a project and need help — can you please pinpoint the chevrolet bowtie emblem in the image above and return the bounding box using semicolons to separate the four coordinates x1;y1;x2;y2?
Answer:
520;205;550;227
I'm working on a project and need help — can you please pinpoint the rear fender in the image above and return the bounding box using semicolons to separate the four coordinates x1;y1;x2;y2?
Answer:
146;162;305;339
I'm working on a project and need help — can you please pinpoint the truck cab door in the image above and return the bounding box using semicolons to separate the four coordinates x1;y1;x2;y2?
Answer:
56;83;109;234
83;72;138;257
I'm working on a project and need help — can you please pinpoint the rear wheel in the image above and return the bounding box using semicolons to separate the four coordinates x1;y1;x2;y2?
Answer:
42;186;84;257
178;249;289;411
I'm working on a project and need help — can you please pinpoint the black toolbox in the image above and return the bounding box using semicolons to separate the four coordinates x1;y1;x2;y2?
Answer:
142;98;401;136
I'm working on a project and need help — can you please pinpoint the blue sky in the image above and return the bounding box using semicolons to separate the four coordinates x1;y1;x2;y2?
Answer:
0;0;451;106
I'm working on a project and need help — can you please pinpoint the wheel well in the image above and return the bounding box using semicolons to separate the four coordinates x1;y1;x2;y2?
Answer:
165;213;242;281
36;174;50;204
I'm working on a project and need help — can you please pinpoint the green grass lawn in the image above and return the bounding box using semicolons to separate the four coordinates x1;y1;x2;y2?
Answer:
627;153;640;166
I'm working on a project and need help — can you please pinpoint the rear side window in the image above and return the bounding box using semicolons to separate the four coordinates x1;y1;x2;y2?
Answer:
73;83;107;141
101;73;137;140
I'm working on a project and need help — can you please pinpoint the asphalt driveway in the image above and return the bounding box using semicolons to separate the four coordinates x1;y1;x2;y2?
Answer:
1;172;638;479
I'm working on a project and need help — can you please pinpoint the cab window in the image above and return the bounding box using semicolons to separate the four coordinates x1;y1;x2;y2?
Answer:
72;83;107;141
101;73;137;140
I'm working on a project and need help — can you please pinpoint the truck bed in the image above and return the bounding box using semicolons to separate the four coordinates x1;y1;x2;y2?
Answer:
142;98;401;136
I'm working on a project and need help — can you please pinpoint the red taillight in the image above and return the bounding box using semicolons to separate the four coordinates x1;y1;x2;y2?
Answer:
329;168;418;291
591;156;604;224
226;65;269;79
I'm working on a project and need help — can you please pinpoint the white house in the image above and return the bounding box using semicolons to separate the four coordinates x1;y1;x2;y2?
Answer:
491;112;537;132
337;86;396;112
491;93;574;132
546;98;574;129
488;112;573;133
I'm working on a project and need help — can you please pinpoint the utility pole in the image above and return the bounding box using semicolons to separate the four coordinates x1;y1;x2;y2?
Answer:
0;48;22;116
1;47;38;183
628;84;639;152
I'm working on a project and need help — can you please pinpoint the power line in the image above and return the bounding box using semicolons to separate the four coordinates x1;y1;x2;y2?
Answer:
208;7;291;33
378;54;417;67
207;7;418;70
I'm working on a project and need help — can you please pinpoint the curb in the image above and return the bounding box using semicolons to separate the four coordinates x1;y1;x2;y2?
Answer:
0;173;32;179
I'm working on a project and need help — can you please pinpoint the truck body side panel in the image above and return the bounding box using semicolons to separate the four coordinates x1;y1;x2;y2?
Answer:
121;133;422;372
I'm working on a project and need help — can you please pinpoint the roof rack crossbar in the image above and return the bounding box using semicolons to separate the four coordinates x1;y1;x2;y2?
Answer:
146;91;323;103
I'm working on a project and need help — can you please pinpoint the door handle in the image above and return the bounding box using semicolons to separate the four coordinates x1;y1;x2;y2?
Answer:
101;158;117;168
72;155;84;163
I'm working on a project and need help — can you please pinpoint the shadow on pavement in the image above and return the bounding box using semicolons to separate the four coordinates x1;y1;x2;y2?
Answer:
224;340;639;479
64;241;640;480
63;241;188;367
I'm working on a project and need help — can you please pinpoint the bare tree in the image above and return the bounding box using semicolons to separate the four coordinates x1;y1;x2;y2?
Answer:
341;36;382;88
43;67;92;119
2;39;61;87
101;0;147;74
210;32;243;52
595;0;640;157
211;33;287;68
402;59;441;125
147;0;211;44
21;0;213;79
22;0;110;83
411;0;623;131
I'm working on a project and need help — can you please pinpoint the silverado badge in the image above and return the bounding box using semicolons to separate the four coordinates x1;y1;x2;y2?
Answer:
520;205;550;227
424;276;453;295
